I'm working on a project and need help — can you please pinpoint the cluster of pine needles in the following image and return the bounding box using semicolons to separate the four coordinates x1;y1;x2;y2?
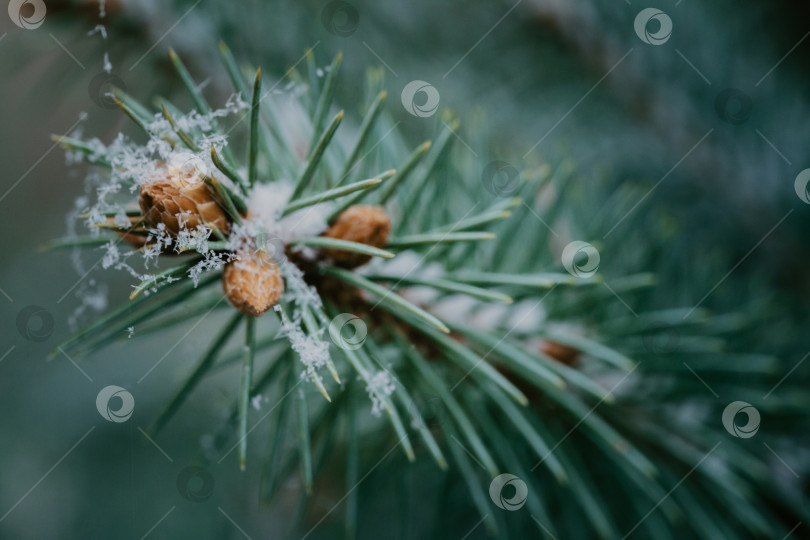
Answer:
46;44;805;538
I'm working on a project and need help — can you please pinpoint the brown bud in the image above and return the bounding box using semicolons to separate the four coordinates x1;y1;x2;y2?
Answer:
321;205;390;268
138;165;229;237
540;340;580;367
223;251;284;317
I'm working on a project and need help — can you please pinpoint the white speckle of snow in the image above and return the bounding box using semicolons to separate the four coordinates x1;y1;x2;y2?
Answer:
65;98;253;292
251;394;263;411
364;251;433;277
401;285;439;306
87;24;108;39
431;295;479;325
127;326;134;338
505;299;547;331
274;304;329;387
432;294;547;333
68;281;109;332
366;370;396;417
103;52;112;73
101;240;120;269
281;263;322;310
247;182;329;245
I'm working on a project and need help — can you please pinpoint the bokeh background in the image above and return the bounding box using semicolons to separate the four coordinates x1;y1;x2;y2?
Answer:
1;0;809;538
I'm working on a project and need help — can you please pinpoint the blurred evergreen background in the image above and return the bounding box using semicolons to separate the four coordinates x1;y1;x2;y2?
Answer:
1;0;808;538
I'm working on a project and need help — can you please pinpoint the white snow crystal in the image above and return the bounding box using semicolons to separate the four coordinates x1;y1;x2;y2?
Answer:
274;304;329;386
87;25;107;39
247;182;329;244
251;394;263;410
365;370;396;417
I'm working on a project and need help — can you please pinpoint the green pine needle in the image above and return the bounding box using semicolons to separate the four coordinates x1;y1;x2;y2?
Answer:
296;387;314;493
161;105;199;151
365;274;512;304
248;68;262;186
282;175;387;216
338;90;387;185
291;110;344;201
378;141;431;205
238;316;256;471
386;231;495;249
151;313;243;435
210;143;249;195
321;266;449;334
309;52;343;148
292;237;394;260
51;135;112;168
130;259;202;300
168;48;210;115
202;174;245;223
40;235;116;251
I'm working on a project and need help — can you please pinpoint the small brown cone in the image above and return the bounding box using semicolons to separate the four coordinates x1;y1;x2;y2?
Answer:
540;340;580;367
223;251;284;317
321;205;391;268
138;165;230;237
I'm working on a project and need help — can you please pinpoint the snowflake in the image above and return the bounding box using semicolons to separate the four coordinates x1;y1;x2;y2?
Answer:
366;370;396;417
